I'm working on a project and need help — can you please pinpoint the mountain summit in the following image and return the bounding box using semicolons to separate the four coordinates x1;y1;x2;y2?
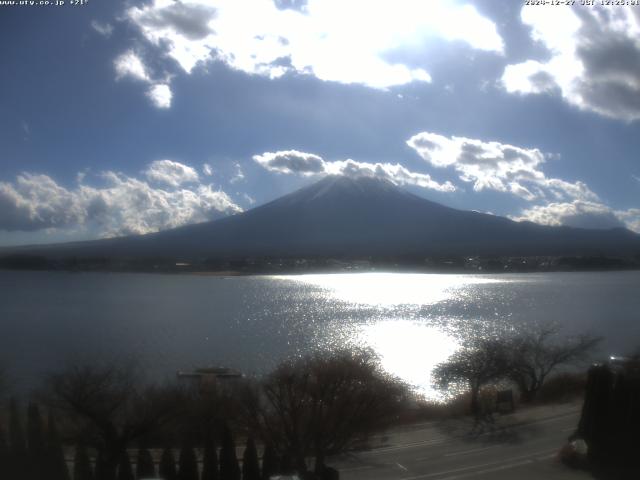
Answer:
4;175;640;260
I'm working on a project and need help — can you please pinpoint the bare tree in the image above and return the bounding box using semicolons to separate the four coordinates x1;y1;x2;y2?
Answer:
178;377;243;447
434;329;602;412
433;338;510;417
43;362;185;480
505;326;601;402
242;350;408;474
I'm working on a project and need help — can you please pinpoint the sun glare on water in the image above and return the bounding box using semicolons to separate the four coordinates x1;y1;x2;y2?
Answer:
280;272;501;307
276;272;505;399
356;319;460;399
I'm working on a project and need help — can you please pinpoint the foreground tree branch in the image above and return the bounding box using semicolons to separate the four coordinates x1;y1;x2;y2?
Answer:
433;338;510;417
242;350;409;473
505;326;601;402
43;362;185;480
433;327;602;412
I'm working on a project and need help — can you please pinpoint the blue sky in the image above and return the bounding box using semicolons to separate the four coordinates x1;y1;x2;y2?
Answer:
1;0;639;246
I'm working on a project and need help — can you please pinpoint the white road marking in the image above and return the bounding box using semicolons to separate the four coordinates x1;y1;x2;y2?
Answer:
536;453;557;461
398;448;556;480
439;459;534;479
361;410;578;458
340;465;374;472
363;423;568;458
360;438;448;455
340;410;578;478
443;445;497;457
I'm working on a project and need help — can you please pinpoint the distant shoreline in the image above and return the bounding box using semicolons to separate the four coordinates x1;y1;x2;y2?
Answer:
1;254;639;277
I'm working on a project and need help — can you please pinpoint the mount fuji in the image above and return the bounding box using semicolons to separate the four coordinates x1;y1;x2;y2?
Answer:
3;176;640;260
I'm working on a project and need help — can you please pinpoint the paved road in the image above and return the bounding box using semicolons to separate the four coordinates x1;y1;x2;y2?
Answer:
331;403;591;480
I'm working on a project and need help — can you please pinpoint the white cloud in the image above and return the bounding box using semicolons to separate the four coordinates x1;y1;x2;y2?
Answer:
91;20;114;37
502;60;559;95
253;150;325;176
406;131;599;202
114;51;174;109
329;159;456;192
114;50;151;82
146;83;173;108
512;200;640;232
616;208;640;232
543;178;598;202
242;192;256;205
230;162;246;184
0;162;241;237
202;163;213;176
126;0;502;89
0;174;86;232
503;5;640;121
82;172;240;236
253;150;456;192
145;159;200;187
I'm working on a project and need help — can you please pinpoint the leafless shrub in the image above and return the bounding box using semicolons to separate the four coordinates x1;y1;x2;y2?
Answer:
42;361;185;480
241;349;409;473
432;338;510;417
505;326;601;402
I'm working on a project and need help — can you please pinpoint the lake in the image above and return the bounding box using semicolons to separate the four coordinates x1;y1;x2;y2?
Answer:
1;270;638;398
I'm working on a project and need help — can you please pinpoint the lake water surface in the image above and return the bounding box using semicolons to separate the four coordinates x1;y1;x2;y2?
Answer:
1;270;638;398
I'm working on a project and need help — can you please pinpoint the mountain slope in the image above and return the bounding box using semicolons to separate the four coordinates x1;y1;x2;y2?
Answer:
4;176;640;259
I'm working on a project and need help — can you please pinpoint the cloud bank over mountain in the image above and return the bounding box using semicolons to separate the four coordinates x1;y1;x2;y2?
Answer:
406;131;639;231
253;150;456;192
0;162;241;237
406;131;598;202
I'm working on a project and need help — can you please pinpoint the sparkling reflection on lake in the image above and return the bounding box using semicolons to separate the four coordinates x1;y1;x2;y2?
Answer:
0;270;639;399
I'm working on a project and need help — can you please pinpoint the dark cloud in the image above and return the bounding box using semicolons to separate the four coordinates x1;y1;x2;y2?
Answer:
577;37;640;81
253;150;456;192
513;200;633;230
577;79;640;124
273;0;308;13
270;56;293;68
253;150;326;174
410;136;439;151
0;174;83;231
528;70;556;92
136;1;217;40
458;142;500;167
504;5;640;121
562;211;625;230
407;131;602;202
0;166;241;236
0;191;50;231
